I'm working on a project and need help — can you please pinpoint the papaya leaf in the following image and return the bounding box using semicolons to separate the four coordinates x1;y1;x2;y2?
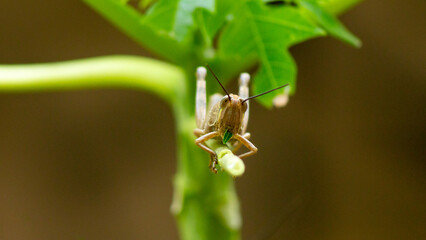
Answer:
318;0;364;15
219;0;325;107
138;0;158;10
194;0;239;48
85;0;361;107
144;0;215;42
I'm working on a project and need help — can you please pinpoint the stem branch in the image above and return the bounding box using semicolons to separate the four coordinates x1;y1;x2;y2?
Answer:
0;55;185;103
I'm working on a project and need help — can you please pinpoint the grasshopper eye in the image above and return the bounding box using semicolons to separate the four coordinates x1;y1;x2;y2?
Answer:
220;97;229;107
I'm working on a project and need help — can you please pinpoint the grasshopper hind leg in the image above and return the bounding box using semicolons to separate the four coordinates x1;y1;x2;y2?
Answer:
195;67;207;129
239;73;250;134
195;67;221;173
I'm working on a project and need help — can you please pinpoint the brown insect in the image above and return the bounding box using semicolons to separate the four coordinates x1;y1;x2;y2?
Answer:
193;65;288;173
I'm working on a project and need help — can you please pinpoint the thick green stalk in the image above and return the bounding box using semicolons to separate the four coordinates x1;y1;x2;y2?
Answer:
172;115;241;240
171;78;241;240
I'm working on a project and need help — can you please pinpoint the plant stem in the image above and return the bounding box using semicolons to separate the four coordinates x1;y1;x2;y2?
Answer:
171;83;241;240
0;55;184;103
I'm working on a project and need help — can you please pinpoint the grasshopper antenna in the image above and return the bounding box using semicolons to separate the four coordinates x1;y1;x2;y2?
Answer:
206;64;231;101
242;84;289;103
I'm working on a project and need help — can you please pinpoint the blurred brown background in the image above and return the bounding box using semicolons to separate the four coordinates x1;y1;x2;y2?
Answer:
0;1;425;239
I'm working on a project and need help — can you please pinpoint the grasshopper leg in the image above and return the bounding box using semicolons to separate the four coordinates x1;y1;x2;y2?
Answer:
195;67;207;128
232;132;251;153
195;131;220;173
234;133;258;159
239;73;250;134
193;128;204;137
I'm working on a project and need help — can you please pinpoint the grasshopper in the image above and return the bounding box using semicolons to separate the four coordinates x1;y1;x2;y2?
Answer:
194;66;288;173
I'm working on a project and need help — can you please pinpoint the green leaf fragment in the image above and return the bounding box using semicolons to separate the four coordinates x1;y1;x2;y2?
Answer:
222;129;233;144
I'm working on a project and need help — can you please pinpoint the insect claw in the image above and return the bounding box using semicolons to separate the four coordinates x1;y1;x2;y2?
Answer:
209;162;218;174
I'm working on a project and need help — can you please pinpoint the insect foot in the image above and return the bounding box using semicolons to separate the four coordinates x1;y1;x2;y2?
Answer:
209;154;219;174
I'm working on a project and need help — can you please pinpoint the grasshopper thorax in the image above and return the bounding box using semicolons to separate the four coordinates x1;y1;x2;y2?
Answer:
217;94;248;142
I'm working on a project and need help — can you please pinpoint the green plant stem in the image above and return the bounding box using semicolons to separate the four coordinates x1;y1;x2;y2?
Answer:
172;91;241;240
171;124;241;240
0;55;184;103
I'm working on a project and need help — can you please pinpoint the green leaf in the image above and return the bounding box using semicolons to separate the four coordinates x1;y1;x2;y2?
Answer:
83;0;186;63
299;0;362;47
219;0;325;107
84;0;362;107
144;0;215;42
138;0;158;10
318;0;364;15
194;0;240;48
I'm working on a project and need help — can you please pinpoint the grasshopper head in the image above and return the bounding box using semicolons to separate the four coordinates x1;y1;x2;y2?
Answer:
218;94;248;142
